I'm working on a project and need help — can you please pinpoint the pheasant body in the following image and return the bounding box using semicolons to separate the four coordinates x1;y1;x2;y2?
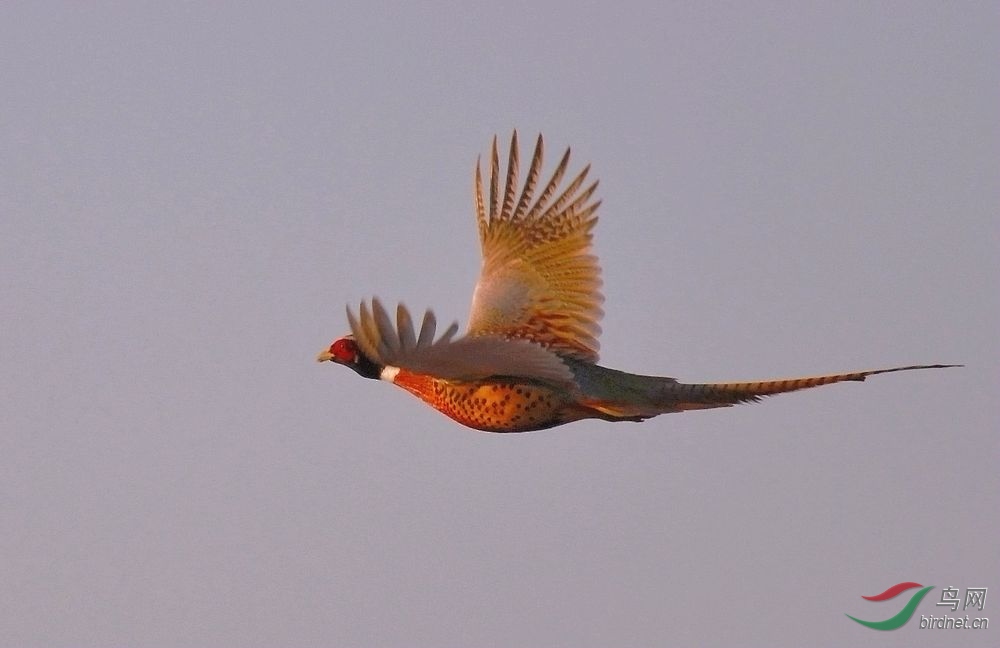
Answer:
317;132;957;432
380;360;957;432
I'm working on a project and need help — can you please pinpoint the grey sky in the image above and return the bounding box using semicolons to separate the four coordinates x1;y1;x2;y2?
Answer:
2;2;997;646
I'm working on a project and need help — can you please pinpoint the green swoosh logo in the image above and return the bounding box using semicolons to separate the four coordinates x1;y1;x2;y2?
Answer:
846;586;934;630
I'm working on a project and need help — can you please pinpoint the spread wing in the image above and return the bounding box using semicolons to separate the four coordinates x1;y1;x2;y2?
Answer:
347;299;573;383
467;131;604;362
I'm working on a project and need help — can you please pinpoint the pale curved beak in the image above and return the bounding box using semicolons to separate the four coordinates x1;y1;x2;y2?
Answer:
316;350;334;362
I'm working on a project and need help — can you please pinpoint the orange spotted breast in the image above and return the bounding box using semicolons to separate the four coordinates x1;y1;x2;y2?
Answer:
389;369;580;433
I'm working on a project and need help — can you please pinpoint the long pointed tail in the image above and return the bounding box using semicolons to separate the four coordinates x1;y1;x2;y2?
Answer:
662;364;961;412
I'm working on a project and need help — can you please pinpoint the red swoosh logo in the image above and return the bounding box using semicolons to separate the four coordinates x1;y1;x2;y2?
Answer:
862;582;923;601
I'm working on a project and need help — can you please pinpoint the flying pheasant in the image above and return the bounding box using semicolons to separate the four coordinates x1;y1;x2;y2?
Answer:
317;132;956;432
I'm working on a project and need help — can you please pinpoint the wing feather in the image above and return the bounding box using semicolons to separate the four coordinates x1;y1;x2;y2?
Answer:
396;303;416;351
489;136;500;221
500;130;520;221
526;146;570;221
372;300;399;356
541;166;592;221
474;158;487;242
512;134;543;221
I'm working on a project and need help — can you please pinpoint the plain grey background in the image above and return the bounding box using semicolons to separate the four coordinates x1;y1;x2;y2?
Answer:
2;2;996;646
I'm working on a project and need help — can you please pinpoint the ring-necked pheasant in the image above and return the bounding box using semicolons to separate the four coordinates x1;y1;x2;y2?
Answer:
318;132;957;432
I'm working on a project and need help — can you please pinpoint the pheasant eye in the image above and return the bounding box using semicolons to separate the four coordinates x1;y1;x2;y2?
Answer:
330;338;358;363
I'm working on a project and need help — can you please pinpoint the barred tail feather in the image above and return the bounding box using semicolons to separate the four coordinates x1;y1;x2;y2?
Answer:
663;364;961;412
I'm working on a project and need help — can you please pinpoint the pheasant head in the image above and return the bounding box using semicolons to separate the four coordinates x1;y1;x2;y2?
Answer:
317;335;382;380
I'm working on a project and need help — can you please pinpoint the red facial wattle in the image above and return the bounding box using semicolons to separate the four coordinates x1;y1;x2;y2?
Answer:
330;338;358;363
